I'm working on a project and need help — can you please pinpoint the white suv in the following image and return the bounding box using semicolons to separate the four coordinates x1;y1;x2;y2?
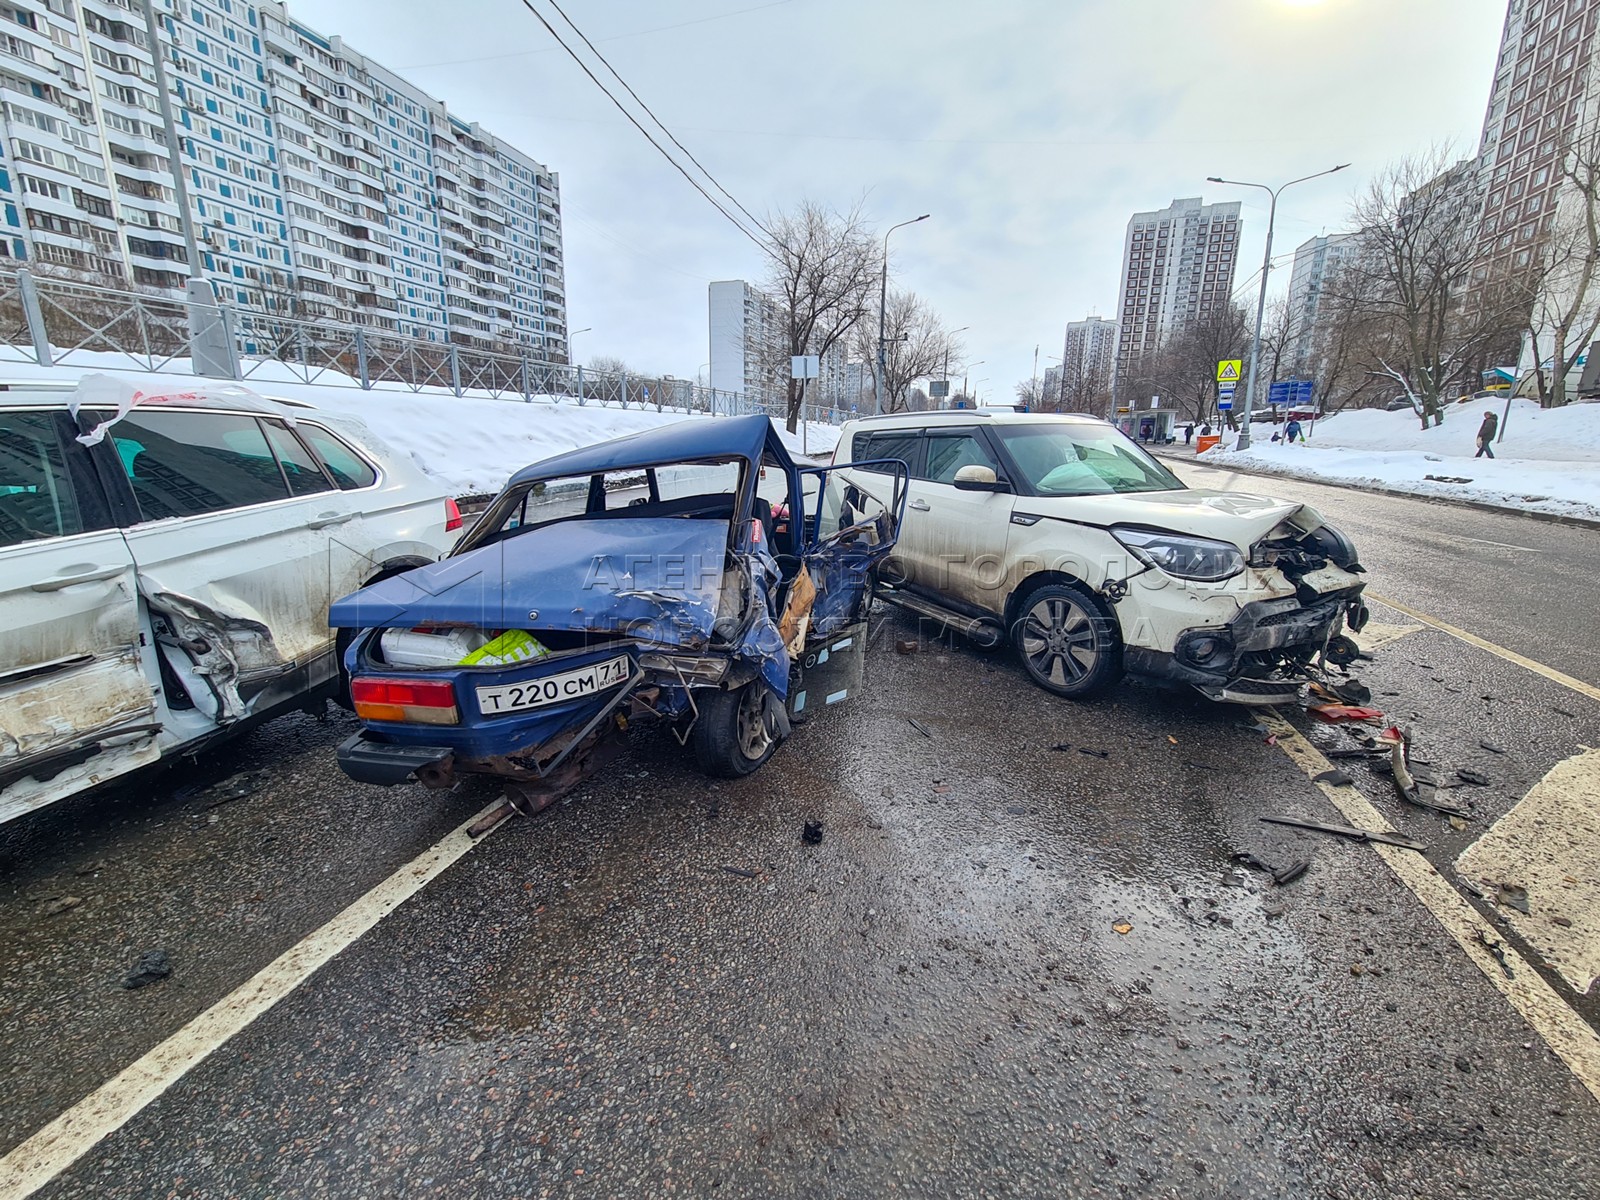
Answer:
0;377;457;821
834;409;1368;703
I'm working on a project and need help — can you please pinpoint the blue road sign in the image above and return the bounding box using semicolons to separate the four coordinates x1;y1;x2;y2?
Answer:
1218;397;1233;410
1268;380;1293;406
1294;379;1315;404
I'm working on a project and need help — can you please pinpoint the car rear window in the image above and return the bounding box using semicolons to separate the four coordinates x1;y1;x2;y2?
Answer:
0;411;86;547
298;425;378;490
851;431;921;475
110;410;291;520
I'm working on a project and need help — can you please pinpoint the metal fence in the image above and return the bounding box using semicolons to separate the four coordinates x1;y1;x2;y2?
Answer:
0;267;849;429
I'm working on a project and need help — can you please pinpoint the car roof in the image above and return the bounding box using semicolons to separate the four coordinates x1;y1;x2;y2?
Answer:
0;379;319;414
843;409;1111;428
506;412;780;488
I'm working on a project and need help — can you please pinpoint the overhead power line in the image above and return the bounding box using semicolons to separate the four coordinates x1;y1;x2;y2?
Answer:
513;0;772;255
541;0;773;242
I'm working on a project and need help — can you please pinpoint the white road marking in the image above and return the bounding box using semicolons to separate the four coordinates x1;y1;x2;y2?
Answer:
1457;748;1600;996
1368;592;1600;706
1259;710;1600;1105
1440;533;1542;552
0;800;514;1200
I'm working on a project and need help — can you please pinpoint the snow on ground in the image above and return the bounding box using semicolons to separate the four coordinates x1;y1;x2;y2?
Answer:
0;351;843;496
1199;396;1600;522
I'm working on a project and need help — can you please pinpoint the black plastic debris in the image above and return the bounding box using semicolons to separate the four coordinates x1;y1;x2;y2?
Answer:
1456;768;1492;787
196;770;273;810
1312;768;1356;787
1234;852;1310;886
1476;929;1515;978
1479;740;1506;755
1259;815;1426;852
720;865;761;879
908;717;933;739
122;949;172;990
1078;747;1110;760
802;821;824;845
1051;743;1072;752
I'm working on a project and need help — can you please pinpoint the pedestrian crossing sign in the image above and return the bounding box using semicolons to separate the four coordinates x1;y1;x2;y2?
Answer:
1216;359;1242;383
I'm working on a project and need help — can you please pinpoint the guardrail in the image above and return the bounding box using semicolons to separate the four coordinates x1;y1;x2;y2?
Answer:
0;267;850;428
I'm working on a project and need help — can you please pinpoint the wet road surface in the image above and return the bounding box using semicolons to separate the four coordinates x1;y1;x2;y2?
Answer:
3;476;1599;1197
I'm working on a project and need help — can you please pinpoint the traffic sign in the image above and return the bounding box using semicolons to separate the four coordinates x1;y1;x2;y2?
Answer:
1294;379;1315;404
1217;359;1242;383
791;355;820;379
1268;380;1293;405
1218;397;1234;410
1218;384;1236;400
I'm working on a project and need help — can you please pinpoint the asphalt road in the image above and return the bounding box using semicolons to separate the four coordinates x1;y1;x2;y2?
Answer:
3;481;1599;1199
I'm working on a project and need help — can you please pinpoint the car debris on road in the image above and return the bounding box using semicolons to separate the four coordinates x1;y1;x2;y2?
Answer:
1259;815;1427;852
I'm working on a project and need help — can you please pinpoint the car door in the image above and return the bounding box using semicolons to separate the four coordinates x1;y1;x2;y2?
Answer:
103;406;352;723
902;427;1015;614
841;428;921;589
0;408;159;821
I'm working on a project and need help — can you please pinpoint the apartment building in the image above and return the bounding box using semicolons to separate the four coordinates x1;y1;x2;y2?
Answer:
1285;233;1354;377
1113;197;1241;381
0;0;567;356
707;277;858;404
1475;0;1600;280
1059;314;1117;408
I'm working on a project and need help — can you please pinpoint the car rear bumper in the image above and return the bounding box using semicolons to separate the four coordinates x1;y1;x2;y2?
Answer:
337;731;453;787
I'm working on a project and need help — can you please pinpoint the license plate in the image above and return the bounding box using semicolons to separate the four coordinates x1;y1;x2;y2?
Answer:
475;655;631;715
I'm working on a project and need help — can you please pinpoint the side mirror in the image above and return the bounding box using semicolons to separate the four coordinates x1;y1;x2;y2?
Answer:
952;464;1002;492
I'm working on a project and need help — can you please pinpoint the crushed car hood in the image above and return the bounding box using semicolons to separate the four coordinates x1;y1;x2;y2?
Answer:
329;517;730;647
1030;489;1321;547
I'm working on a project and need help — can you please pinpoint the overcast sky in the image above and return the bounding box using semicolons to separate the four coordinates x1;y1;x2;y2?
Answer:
296;0;1507;399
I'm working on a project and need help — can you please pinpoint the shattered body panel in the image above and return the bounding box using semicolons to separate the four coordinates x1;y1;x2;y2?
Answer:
334;415;906;795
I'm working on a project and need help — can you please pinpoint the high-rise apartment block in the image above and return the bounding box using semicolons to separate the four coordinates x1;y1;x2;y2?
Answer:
1285;233;1354;376
0;0;567;356
1475;0;1600;278
1059;314;1118;407
1113;197;1241;380
707;277;863;406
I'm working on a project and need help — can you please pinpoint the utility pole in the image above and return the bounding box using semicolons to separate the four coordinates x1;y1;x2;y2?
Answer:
138;0;201;279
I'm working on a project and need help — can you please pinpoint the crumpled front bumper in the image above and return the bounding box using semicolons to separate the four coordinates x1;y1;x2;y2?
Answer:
1124;583;1365;703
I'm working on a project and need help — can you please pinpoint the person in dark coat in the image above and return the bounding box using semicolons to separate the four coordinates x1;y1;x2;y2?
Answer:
1184;422;1195;445
1285;418;1303;443
1475;410;1499;458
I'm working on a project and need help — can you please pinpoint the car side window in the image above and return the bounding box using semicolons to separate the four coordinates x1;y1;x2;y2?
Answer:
0;411;86;547
923;433;998;484
110;410;291;521
299;426;378;490
261;420;335;497
852;431;921;475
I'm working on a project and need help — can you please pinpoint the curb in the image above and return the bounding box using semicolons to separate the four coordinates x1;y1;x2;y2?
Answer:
1151;447;1600;532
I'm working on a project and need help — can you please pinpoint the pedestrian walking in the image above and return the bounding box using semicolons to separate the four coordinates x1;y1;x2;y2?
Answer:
1475;410;1498;458
1184;422;1195;445
1285;418;1302;444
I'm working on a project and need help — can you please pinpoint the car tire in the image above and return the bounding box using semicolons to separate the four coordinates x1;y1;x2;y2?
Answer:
1011;582;1122;699
693;681;780;777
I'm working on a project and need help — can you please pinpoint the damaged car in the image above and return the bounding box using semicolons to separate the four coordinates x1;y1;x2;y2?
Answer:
0;376;459;822
834;409;1368;704
330;414;905;807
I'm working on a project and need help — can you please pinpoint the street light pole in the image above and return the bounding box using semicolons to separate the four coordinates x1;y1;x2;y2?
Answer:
943;325;969;410
876;214;929;415
1207;165;1349;450
962;361;983;408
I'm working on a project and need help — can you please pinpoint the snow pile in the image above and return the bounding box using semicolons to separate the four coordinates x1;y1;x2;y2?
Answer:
0;353;842;495
1199;397;1600;521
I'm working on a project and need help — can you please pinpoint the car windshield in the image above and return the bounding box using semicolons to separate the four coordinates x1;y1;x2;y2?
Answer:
994;424;1185;497
486;457;745;538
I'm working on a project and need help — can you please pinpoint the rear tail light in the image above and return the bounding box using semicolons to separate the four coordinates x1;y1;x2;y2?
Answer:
351;677;460;725
444;497;463;532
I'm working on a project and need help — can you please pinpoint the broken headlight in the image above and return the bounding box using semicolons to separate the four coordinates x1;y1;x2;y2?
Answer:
1112;527;1245;582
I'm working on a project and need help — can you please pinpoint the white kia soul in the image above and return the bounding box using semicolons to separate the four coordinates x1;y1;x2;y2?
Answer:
834;409;1369;704
0;377;459;822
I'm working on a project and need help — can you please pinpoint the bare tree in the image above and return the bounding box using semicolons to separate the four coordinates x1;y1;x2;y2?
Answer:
854;289;959;412
1523;116;1600;408
1015;376;1047;408
1118;303;1250;428
762;200;880;432
1333;149;1511;428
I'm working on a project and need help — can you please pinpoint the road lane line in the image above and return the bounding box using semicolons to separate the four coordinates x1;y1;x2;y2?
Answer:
1366;592;1600;705
0;800;514;1200
1442;534;1542;552
1259;709;1600;1104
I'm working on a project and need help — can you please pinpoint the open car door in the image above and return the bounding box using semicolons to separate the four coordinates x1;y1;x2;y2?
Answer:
782;460;906;722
